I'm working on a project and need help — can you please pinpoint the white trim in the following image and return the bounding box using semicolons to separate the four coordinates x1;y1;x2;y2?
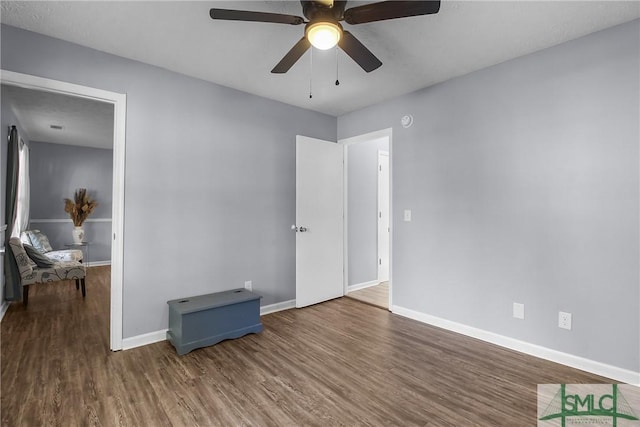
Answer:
377;150;390;283
342;144;350;297
392;305;640;385
260;299;296;316
111;82;126;352
347;280;379;293
339;128;393;308
1;70;126;352
122;329;167;350
30;218;112;223
0;301;10;322
87;260;111;267
121;299;297;351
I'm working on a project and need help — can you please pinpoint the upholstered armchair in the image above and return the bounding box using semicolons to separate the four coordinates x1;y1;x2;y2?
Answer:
20;229;83;263
8;237;86;306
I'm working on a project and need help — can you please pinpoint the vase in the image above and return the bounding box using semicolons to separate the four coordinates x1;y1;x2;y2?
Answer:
72;226;85;244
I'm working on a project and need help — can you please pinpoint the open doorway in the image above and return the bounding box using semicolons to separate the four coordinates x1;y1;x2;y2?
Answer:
341;129;392;310
1;70;126;350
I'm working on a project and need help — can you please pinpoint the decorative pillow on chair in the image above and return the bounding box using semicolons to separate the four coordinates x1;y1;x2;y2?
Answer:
20;231;33;246
26;230;53;253
23;244;55;268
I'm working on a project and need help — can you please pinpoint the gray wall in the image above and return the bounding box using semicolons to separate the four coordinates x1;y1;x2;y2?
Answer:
338;21;640;372
2;19;637;374
29;141;113;263
347;136;389;286
1;24;336;337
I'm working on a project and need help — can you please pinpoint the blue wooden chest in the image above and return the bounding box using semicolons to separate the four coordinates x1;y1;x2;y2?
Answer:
167;288;262;355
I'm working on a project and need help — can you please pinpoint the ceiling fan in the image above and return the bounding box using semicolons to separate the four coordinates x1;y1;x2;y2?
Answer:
209;1;441;74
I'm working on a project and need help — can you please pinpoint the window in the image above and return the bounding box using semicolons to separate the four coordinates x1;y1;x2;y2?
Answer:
11;137;30;238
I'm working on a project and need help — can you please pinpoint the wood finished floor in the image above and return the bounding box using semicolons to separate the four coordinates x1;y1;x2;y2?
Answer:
1;267;612;426
346;282;389;310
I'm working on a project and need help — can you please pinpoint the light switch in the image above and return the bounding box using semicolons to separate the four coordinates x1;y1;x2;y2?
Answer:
404;210;412;222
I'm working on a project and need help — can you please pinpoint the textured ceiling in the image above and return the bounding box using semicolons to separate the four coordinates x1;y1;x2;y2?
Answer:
1;1;639;118
1;84;114;149
1;0;640;115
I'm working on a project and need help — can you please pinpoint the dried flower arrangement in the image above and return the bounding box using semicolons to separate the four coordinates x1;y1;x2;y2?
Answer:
64;188;98;227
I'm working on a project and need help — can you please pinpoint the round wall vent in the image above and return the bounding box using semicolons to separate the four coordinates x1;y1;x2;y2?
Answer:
401;115;413;128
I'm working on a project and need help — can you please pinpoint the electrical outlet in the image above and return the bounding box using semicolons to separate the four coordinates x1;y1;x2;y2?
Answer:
559;311;572;330
244;281;252;292
513;303;525;320
404;209;412;222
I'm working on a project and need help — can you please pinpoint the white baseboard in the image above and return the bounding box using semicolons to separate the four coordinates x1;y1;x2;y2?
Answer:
121;299;297;351
87;260;111;267
347;280;379;293
0;301;10;322
122;329;168;350
392;305;640;385
261;299;296;315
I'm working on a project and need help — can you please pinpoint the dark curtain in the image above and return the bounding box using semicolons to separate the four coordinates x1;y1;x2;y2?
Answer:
4;126;21;301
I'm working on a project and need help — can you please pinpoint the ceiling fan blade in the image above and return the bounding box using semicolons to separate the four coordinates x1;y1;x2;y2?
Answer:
209;9;305;25
343;1;440;25
338;31;382;73
271;37;312;73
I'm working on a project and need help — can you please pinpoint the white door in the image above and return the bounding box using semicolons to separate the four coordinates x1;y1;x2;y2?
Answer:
377;151;390;282
295;136;344;308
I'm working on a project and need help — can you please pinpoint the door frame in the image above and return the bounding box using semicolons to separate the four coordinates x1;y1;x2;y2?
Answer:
1;69;126;350
339;128;393;309
377;150;390;283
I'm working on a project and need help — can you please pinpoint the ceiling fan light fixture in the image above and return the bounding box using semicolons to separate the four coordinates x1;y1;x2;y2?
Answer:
306;21;342;50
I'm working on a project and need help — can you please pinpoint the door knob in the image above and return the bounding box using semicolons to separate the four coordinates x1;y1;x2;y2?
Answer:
291;225;308;232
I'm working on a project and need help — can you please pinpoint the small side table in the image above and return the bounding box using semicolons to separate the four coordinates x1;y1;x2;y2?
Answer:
65;242;90;267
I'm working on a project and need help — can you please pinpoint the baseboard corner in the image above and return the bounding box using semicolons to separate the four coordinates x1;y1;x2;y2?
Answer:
347;280;379;293
122;329;168;350
261;299;296;316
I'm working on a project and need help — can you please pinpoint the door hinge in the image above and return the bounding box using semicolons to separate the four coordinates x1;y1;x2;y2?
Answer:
379;258;382;265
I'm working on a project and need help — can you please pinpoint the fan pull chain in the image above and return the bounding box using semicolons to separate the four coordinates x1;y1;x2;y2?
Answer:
335;46;340;86
309;47;313;99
